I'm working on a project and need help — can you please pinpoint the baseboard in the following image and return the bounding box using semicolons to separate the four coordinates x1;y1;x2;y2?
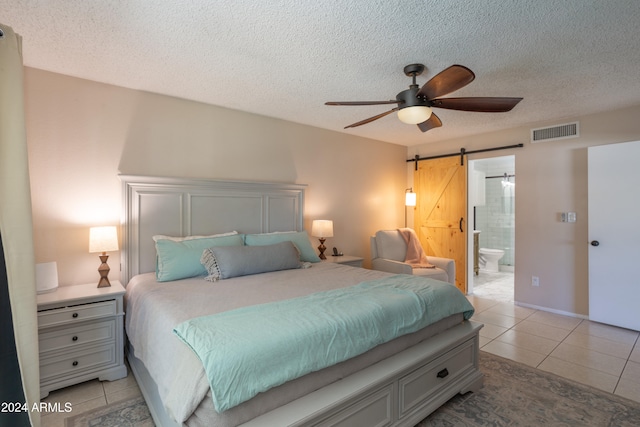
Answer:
514;302;588;320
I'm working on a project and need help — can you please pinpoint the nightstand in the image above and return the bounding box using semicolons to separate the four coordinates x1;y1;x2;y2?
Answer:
322;255;364;268
36;281;127;398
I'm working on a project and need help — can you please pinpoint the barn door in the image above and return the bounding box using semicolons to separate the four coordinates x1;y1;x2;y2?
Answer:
414;156;467;293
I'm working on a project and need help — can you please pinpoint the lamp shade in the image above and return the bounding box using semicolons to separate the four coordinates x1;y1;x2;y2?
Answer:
89;226;119;253
397;106;432;124
405;191;417;207
36;262;59;294
311;220;333;238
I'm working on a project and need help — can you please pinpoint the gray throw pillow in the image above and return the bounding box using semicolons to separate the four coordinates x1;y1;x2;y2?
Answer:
201;241;301;281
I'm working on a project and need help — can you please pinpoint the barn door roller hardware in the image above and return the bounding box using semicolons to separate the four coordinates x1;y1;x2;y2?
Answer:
408;143;524;170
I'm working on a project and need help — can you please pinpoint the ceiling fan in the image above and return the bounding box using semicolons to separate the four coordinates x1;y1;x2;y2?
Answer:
325;64;522;132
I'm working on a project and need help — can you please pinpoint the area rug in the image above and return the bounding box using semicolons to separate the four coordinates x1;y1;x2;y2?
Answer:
420;352;640;426
65;352;640;427
64;396;153;427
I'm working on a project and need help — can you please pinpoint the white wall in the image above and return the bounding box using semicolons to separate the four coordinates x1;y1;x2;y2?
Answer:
409;105;640;316
473;156;515;267
25;68;408;286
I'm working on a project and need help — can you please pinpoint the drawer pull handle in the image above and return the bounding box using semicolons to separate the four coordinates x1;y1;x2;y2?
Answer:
437;368;449;379
72;313;79;318
72;361;78;367
72;336;78;341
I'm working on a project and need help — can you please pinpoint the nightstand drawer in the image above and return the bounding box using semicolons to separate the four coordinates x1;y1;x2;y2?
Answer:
39;319;116;354
37;282;127;398
40;343;117;381
322;255;364;268
38;300;116;328
338;259;363;268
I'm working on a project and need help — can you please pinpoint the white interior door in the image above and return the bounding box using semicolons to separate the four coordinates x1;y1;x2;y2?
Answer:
588;140;640;331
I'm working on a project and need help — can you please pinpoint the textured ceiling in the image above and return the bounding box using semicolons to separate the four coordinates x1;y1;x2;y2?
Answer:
4;1;640;146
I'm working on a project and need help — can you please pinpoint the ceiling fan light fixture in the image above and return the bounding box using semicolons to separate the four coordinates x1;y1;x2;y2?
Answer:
397;106;432;124
326;64;521;133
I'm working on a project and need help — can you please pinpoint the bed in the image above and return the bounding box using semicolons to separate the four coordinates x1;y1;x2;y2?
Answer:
120;175;483;427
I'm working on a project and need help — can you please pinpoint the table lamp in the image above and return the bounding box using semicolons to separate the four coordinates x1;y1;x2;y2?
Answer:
311;220;333;260
89;226;119;288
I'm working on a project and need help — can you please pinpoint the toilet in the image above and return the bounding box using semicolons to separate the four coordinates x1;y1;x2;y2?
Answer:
478;248;505;272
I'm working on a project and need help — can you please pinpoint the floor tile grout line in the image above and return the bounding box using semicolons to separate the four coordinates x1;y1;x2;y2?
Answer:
479;307;631;375
477;305;625;388
538;319;630;376
615;333;640;393
471;279;640;401
557;336;634;363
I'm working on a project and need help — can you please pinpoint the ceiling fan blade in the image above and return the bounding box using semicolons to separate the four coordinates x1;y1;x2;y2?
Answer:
431;97;523;112
344;108;398;129
325;100;400;106
417;112;443;133
417;65;475;100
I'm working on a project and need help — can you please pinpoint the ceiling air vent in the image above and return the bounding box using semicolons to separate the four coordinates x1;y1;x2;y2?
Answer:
531;122;579;143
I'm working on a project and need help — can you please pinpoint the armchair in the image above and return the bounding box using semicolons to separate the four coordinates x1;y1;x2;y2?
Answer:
370;229;455;285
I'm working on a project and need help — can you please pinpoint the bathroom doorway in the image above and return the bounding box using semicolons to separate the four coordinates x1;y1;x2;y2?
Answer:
467;155;515;302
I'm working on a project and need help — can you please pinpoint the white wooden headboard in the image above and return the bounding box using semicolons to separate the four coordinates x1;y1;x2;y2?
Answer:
119;175;306;285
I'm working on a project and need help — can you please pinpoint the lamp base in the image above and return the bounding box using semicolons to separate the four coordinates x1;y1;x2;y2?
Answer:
317;238;327;260
97;254;111;288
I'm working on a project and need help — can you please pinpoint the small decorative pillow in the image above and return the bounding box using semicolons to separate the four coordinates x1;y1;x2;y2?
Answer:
154;233;244;282
244;231;321;263
201;241;301;282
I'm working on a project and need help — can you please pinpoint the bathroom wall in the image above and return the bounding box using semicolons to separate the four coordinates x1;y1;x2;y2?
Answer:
473;156;515;268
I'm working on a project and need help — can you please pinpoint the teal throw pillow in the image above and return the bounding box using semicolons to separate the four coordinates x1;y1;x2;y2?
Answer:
244;231;321;262
155;234;244;281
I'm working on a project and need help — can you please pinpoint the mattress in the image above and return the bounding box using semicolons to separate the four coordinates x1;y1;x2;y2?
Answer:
125;263;467;427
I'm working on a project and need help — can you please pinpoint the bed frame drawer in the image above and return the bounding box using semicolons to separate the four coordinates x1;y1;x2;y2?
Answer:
398;339;474;416
40;343;117;381
38;300;117;328
315;384;393;427
38;319;116;354
239;321;483;427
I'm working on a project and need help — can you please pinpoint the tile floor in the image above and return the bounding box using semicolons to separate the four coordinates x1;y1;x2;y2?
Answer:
41;272;640;426
471;270;640;403
471;269;515;303
40;362;142;427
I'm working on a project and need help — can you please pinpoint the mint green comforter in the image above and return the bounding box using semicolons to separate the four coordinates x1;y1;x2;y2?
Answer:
173;274;474;412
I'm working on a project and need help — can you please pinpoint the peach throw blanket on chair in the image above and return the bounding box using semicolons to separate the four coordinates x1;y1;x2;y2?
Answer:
398;228;435;268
